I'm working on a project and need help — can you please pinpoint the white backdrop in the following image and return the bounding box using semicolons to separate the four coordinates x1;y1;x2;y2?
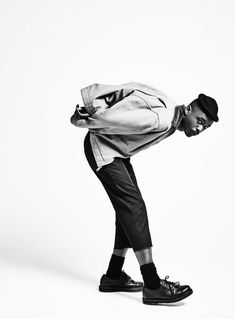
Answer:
0;0;234;318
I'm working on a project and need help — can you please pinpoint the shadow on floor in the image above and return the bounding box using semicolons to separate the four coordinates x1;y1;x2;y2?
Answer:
0;253;97;287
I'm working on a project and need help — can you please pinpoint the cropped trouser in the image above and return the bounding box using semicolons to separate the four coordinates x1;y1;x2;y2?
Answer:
83;132;153;252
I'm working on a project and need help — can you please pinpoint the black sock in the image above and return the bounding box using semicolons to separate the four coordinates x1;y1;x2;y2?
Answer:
106;254;125;279
140;262;161;289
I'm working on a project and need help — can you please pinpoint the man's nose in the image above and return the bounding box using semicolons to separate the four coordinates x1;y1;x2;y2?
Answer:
197;125;205;134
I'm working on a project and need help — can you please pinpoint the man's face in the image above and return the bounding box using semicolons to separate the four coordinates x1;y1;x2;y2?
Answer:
182;102;214;137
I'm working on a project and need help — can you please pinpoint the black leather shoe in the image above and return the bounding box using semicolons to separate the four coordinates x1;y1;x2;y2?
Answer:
143;275;193;305
160;275;191;292
99;270;143;292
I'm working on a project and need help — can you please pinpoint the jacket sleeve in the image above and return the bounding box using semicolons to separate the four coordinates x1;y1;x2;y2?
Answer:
81;83;137;115
70;92;163;134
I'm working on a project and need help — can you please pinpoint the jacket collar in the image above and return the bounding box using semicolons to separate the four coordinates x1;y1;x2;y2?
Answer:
172;105;186;128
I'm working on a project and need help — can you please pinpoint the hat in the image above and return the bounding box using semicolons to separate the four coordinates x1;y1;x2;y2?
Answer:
197;93;219;122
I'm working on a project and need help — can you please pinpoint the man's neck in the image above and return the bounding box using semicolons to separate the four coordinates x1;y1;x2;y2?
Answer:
173;105;186;130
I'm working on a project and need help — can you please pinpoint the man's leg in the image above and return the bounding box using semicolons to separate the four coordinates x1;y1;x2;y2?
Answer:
83;133;131;279
122;159;193;303
113;248;128;257
135;247;153;265
122;158;161;289
95;156;160;288
94;159;153;252
105;218;129;279
122;158;154;266
84;133;160;286
83;133;193;301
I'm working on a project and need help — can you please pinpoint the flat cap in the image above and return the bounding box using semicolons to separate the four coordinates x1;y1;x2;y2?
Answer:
197;93;219;122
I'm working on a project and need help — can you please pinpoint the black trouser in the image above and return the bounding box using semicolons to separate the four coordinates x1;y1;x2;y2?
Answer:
83;132;153;252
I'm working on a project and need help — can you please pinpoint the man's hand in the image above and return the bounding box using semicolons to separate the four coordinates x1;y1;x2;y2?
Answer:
74;104;90;119
70;104;90;126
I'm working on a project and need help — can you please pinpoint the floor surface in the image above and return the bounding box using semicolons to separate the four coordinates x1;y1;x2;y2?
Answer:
0;259;234;319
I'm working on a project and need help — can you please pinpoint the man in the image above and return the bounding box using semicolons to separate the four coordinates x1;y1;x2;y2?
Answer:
70;82;219;305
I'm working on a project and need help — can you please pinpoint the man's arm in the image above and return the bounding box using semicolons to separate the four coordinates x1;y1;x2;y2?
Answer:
70;93;164;134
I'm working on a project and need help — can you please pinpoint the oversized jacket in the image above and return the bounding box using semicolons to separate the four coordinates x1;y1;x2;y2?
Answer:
71;82;180;134
70;82;185;170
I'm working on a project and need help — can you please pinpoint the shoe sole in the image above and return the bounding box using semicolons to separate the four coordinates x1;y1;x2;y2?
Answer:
142;288;193;305
99;286;143;293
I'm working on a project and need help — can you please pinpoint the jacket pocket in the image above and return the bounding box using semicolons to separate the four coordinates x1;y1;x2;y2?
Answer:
131;91;166;111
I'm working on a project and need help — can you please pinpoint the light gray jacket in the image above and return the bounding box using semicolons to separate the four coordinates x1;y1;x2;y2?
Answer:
71;82;179;134
70;82;185;170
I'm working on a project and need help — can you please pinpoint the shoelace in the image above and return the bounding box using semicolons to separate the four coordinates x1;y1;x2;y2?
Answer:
121;270;135;283
160;275;180;294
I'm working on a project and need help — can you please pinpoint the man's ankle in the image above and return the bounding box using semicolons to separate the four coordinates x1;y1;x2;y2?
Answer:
140;262;161;289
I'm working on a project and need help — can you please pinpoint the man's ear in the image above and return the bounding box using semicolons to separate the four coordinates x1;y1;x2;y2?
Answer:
185;104;192;115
